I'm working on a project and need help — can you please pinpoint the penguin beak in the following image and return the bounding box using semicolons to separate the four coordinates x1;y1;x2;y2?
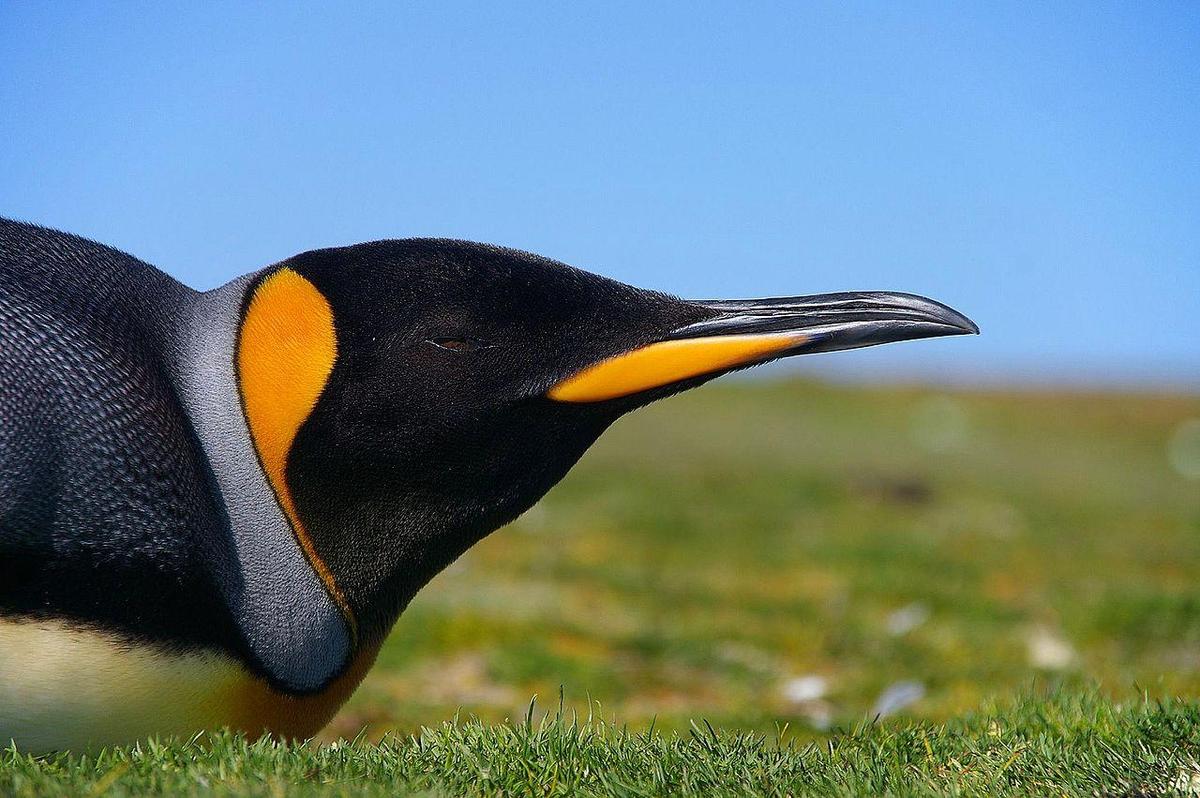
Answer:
547;291;978;403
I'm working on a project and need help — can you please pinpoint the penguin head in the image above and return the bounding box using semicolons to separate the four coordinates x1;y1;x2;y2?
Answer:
236;239;977;641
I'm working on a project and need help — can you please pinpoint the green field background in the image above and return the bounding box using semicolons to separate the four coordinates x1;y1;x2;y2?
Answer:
331;379;1200;739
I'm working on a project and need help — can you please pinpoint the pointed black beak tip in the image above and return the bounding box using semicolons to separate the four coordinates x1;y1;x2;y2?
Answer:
853;291;979;338
933;302;980;336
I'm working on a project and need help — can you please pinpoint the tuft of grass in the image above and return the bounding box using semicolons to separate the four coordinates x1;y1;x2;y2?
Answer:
2;691;1198;796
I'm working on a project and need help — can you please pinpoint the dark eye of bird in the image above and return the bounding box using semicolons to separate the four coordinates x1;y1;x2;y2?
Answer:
427;337;488;353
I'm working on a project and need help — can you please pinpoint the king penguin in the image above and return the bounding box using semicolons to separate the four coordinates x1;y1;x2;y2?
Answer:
0;218;977;752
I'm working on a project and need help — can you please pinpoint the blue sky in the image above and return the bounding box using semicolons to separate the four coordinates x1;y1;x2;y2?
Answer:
2;3;1197;386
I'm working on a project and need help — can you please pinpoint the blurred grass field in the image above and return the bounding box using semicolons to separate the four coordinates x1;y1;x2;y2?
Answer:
332;377;1200;739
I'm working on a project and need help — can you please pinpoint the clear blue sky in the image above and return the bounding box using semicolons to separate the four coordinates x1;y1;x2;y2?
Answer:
2;3;1197;386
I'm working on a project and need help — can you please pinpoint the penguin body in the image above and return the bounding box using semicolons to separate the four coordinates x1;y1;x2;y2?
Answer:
0;220;362;750
0;218;976;752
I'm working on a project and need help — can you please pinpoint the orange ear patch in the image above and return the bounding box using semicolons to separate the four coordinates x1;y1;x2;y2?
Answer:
237;268;356;641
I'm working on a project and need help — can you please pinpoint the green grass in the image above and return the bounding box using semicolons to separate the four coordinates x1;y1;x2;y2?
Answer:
4;692;1199;796
5;378;1200;794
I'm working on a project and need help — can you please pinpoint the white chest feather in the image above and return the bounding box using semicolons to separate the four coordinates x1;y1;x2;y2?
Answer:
0;617;375;754
0;618;251;754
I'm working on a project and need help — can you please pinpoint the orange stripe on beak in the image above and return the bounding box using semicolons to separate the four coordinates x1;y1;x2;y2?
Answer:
547;332;806;403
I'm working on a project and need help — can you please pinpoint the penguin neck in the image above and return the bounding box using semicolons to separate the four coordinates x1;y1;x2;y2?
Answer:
165;275;353;694
284;439;564;647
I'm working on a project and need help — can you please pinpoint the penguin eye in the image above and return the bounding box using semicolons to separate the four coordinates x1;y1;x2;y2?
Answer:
427;337;489;353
